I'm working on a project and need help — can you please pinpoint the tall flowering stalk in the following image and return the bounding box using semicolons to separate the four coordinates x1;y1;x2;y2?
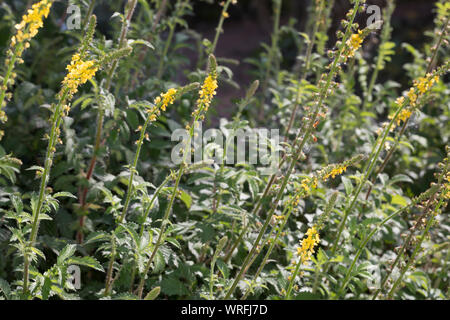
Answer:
364;12;449;202
0;0;53;123
372;149;450;299
77;0;138;244
331;62;449;258
285;0;326;140
22;16;97;297
209;0;238;56
284;226;320;298
224;0;367;299
136;55;218;299
21;16;132;298
104;85;194;296
260;0;283;105
335;183;441;298
241;156;363;300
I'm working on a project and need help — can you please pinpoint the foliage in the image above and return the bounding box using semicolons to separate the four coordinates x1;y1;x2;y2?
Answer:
0;0;448;300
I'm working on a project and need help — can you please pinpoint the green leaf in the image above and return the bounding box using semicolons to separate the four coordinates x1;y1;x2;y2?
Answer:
0;278;11;299
67;256;104;272
216;259;229;279
42;276;52;300
161;275;189;296
129;39;154;50
57;244;77;265
53;192;77;199
144;286;161;300
177;189;192;209
391;194;408;206
126;109;139;130
31;247;46;261
341;176;353;195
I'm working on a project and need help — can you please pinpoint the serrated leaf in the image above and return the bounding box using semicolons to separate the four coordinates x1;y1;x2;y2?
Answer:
0;278;11;299
67;256;104;272
57;244;77;265
216;259;229;279
53;192;77;199
144;286;161;300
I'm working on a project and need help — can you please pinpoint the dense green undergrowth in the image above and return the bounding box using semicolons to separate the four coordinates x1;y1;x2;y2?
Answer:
0;0;448;300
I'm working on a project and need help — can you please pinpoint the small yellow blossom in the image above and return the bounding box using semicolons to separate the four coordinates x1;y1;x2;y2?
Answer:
62;53;98;96
396;109;412;126
443;173;450;200
414;74;439;94
388;72;439;128
223;12;230;18
323;165;347;181
346;30;364;58
197;74;218;111
13;0;52;55
395;96;405;107
154;88;177;111
407;88;418;107
299;177;318;194
296;226;320;264
147;88;179;123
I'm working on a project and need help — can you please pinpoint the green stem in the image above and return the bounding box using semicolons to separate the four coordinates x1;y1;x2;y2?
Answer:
23;90;69;296
241;203;291;300
0;48;19;118
336;203;414;298
331;105;405;256
387;197;444;299
136;162;186;298
82;0;96;30
372;167;446;300
120;117;152;223
138;176;171;238
260;0;282;112
157;24;175;79
285;253;304;299
224;1;362;299
362;0;395;110
210;0;232;55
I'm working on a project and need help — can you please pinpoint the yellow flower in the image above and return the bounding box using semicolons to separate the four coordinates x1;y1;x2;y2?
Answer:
154;88;177;111
414;74;439;94
296;226;320;264
147;88;179;123
323;165;347;181
395;96;405;107
197;74;218;111
346;30;364;58
13;0;52;54
443;173;450;200
397;109;412;126
62;53;98;96
407;88;418;107
223;11;230;18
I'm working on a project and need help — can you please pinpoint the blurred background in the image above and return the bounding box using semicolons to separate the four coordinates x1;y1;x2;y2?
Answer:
0;0;441;115
190;0;440;115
